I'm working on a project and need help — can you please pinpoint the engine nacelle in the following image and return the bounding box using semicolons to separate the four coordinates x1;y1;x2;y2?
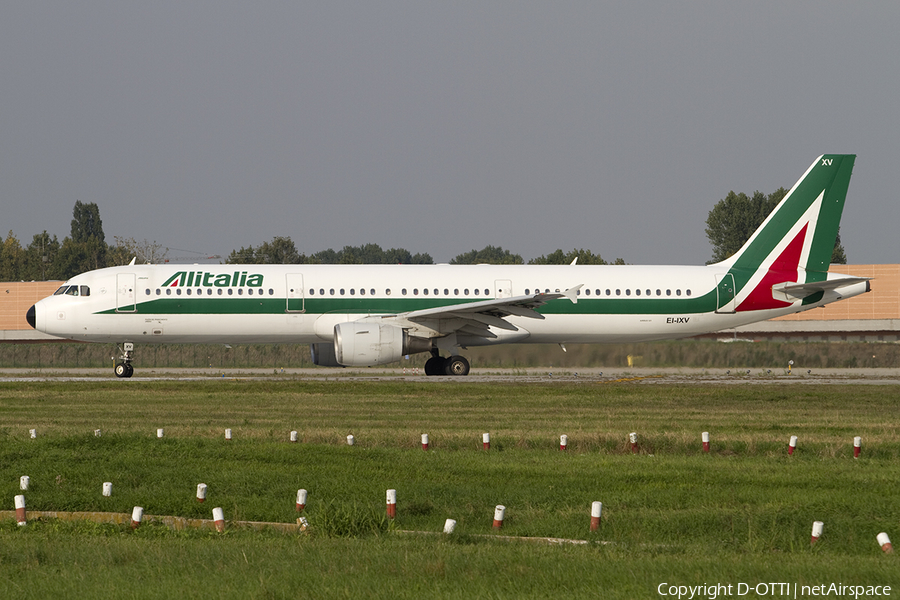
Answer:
310;342;342;367
333;322;430;367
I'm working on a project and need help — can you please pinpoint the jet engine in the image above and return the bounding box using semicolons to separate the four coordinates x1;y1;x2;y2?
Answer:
312;322;432;367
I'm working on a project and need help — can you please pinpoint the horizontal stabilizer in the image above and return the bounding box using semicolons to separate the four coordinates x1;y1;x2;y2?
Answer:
775;276;871;296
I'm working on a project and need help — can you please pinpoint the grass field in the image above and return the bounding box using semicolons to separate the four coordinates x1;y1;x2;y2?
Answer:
1;378;898;599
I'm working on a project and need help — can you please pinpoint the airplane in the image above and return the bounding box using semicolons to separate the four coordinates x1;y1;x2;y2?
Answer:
26;155;870;377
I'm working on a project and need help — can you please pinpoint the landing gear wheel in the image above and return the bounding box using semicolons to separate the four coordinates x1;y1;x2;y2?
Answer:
115;342;135;378
444;355;470;376
424;356;446;376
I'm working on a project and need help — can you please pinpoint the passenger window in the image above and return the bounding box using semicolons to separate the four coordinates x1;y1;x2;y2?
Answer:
217;289;223;296
525;289;530;295
616;289;621;296
474;289;480;296
340;289;345;295
423;289;428;295
330;289;335;296
635;289;641;296
656;289;661;296
464;289;469;295
414;289;419;296
626;289;631;296
309;289;315;296
145;289;151;295
666;289;671;296
156;289;161;296
370;289;376;296
444;289;449;296
319;289;325;296
238;289;243;295
177;289;182;296
350;289;355;296
402;289;408;295
186;289;192;296
686;289;692;297
227;289;233;296
676;289;681;296
166;289;172;296
606;289;611;296
386;289;392;295
435;289;440;296
454;289;459;295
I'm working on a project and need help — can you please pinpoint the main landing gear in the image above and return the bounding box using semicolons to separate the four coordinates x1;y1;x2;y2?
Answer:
423;351;470;376
114;342;135;378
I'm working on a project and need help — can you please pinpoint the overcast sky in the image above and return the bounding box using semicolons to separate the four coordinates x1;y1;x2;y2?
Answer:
3;2;897;266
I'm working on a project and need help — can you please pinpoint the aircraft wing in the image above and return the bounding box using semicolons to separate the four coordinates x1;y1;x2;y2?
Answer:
386;285;582;340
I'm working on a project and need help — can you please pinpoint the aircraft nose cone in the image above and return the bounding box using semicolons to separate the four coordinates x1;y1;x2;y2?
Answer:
26;305;36;329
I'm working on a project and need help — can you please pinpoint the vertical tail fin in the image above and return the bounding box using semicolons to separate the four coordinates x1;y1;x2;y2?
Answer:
713;155;856;312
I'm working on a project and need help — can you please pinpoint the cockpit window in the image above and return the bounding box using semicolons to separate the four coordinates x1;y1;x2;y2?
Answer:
80;286;90;297
53;286;69;295
64;286;79;296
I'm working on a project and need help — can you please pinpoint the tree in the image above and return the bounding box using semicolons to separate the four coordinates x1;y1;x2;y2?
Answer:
705;188;847;265
830;230;847;264
311;243;432;264
23;231;60;280
55;201;109;278
107;237;169;265
70;200;105;244
226;240;433;265
226;236;304;264
0;231;25;281
528;248;622;265
450;246;523;265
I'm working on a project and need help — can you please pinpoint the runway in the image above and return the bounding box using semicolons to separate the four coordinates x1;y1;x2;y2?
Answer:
2;366;899;384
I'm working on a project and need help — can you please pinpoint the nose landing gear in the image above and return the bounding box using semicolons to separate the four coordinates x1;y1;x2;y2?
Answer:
114;342;135;378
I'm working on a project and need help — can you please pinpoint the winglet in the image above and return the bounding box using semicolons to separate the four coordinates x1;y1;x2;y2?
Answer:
129;257;136;266
562;284;583;304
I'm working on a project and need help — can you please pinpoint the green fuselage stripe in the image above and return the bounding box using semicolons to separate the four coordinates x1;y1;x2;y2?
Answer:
98;290;717;317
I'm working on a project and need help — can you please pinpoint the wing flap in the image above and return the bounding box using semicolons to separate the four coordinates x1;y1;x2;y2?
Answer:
388;288;581;342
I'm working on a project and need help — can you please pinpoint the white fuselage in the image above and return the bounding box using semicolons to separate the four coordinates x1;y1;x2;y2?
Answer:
29;263;867;346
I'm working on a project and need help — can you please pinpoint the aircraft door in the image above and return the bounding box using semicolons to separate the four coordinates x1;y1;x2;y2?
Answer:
494;280;512;299
286;274;305;312
715;273;736;314
116;273;136;313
